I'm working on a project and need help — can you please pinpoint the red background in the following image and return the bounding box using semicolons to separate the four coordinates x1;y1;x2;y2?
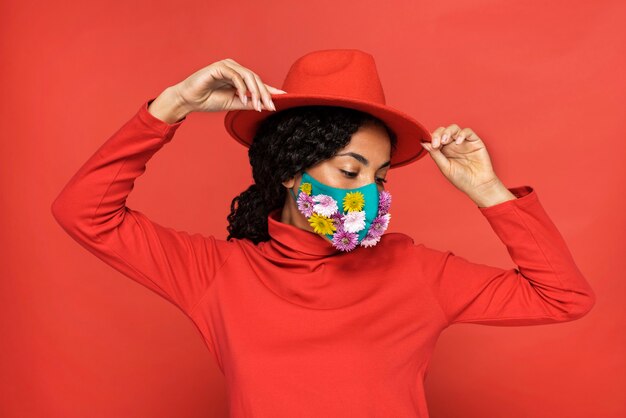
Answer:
2;0;624;417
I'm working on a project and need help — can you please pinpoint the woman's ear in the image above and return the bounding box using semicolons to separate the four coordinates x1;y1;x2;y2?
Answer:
282;173;301;189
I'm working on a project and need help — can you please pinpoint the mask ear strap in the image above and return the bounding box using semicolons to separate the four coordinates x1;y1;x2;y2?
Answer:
289;187;298;202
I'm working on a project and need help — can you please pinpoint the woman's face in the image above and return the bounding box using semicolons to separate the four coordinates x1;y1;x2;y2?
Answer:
285;121;392;194
280;121;392;234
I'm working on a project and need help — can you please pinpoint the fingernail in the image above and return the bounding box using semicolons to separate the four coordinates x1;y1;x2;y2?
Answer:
270;100;276;111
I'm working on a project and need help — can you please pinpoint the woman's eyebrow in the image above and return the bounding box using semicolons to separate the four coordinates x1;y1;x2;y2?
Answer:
336;152;390;169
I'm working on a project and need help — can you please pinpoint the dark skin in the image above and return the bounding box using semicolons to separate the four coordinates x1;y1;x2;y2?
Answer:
148;57;517;231
280;121;391;243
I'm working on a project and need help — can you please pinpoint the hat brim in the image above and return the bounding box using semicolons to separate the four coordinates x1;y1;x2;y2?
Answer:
224;93;432;169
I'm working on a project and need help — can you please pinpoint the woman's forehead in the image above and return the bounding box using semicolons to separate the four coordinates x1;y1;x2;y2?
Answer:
335;125;392;164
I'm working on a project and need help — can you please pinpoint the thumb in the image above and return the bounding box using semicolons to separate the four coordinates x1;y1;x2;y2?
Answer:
421;142;449;167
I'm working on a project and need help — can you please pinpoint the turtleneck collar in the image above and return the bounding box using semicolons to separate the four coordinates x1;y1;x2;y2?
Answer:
264;207;342;257
240;207;407;310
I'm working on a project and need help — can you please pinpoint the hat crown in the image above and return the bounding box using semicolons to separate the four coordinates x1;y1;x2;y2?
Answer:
224;48;431;169
281;49;386;104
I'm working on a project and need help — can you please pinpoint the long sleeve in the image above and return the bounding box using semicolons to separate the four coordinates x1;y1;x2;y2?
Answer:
51;98;235;316
416;185;596;327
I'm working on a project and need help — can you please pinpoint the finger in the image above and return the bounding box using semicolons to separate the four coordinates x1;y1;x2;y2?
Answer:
252;73;276;111
242;71;263;112
266;85;288;94
225;59;287;107
224;58;241;66
224;60;282;110
223;62;263;112
452;128;469;144
431;127;446;149
215;64;249;107
421;141;450;169
440;124;461;146
456;129;480;144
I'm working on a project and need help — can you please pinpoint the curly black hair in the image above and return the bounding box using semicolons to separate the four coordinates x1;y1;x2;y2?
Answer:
225;105;398;244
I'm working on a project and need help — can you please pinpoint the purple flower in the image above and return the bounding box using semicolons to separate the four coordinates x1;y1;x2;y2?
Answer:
378;190;392;215
360;232;381;248
332;228;359;252
367;213;391;238
297;191;315;217
330;211;345;231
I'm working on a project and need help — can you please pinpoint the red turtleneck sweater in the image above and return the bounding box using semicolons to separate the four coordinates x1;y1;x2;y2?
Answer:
51;98;596;418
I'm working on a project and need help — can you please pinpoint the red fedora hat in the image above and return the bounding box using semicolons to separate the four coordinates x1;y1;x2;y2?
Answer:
224;49;432;169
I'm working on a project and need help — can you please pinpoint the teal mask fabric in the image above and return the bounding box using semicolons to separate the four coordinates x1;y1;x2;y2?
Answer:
289;171;380;243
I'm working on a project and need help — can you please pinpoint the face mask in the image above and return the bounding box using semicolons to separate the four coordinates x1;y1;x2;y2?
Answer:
288;171;392;252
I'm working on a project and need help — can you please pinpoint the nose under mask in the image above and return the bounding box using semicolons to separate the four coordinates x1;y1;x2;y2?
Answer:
288;171;392;252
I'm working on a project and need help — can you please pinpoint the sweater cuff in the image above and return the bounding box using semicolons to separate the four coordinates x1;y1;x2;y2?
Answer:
136;97;187;138
478;185;538;217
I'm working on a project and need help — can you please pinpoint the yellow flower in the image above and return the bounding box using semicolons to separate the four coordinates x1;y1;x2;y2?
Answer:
308;213;336;235
299;182;312;195
343;191;365;212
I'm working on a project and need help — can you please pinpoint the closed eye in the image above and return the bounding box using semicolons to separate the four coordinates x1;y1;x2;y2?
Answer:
340;170;388;184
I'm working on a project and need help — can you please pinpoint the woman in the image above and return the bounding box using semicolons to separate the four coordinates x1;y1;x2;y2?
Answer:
51;49;595;417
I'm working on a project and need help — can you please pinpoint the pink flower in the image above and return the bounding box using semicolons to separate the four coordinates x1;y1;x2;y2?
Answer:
360;232;381;248
332;228;359;251
367;213;391;238
312;194;338;217
297;192;315;217
378;190;392;215
330;211;345;230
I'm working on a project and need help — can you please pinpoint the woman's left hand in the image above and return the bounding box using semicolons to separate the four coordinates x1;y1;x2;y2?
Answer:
421;124;514;206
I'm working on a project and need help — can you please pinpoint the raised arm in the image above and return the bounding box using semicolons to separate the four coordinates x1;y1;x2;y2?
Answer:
50;89;235;315
415;186;596;327
52;60;287;316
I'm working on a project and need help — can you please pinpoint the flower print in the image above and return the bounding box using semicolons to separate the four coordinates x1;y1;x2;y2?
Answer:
378;190;392;215
360;232;381;248
343;191;365;212
330;211;343;221
308;213;336;235
295;186;391;251
299;182;312;195
332;228;359;252
342;210;366;233
312;194;339;217
297;191;315;217
368;213;391;238
330;211;345;231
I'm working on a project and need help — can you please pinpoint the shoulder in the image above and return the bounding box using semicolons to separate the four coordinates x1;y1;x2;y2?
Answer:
365;233;452;279
381;232;449;261
380;231;415;247
378;232;421;259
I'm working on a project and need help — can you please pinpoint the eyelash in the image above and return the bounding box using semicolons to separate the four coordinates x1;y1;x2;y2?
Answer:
341;170;388;184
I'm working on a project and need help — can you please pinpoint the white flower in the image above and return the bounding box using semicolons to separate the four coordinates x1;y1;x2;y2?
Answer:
342;210;366;233
360;234;381;248
312;194;338;217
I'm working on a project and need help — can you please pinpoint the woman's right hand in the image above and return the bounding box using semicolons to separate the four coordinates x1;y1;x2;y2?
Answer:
172;58;287;114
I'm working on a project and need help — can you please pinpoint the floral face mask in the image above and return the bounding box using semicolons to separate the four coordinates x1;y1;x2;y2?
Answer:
288;171;392;252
